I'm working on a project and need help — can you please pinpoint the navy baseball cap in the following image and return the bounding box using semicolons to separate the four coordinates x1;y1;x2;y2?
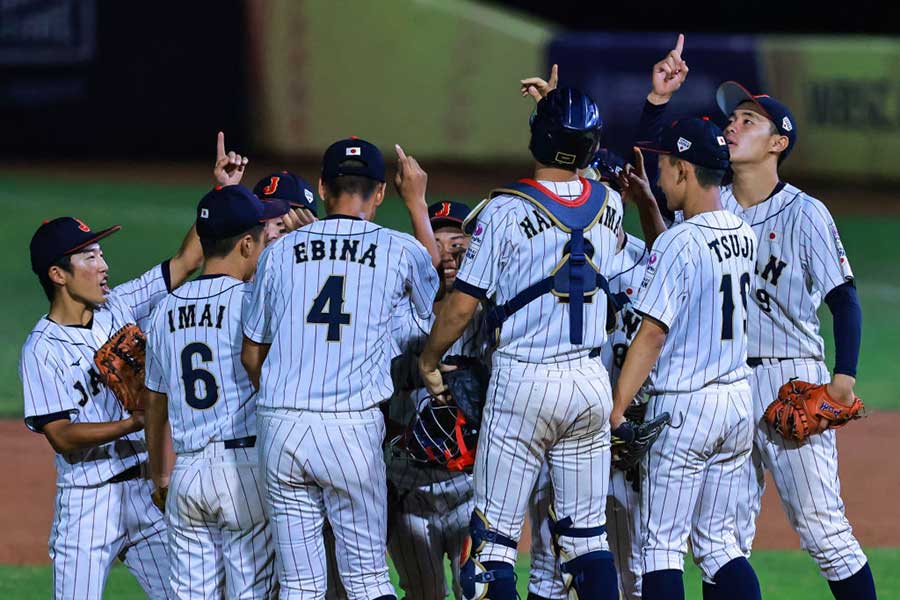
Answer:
253;171;318;214
196;185;289;240
640;117;730;171
30;217;121;275
428;201;471;230
321;137;385;183
716;81;797;159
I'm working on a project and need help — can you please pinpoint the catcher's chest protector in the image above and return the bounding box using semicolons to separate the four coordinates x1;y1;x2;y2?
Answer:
466;178;615;345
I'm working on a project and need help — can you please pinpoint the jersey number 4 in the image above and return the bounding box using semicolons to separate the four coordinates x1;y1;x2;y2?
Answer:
180;342;219;409
307;275;351;342
719;273;751;340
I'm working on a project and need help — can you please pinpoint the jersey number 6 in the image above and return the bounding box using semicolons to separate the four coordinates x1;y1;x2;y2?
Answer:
307;275;352;342
180;342;220;409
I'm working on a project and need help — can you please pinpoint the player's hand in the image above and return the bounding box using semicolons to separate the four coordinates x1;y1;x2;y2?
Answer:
610;408;627;430
294;207;317;227
151;486;168;513
819;374;858;434
127;411;146;432
520;63;559;102
394;145;428;208
618;147;658;208
418;356;447;397
649;33;688;105
213;131;249;186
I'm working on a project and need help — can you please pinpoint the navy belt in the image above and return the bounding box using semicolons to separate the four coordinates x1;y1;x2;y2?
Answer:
108;464;142;484
747;357;791;368
224;436;256;449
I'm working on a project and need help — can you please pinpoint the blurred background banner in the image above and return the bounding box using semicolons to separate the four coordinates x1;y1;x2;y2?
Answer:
246;0;552;161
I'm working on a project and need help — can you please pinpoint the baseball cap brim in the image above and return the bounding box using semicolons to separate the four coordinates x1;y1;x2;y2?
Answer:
65;225;122;255
260;198;290;221
716;81;773;121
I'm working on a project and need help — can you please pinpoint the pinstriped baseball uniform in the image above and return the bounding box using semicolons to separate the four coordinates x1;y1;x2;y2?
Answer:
386;299;478;600
145;274;275;598
526;233;650;600
456;179;620;566
722;183;867;580
602;233;650;600
20;264;173;600
244;216;439;598
633;210;757;580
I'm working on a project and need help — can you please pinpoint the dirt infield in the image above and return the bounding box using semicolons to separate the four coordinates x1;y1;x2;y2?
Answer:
2;414;898;565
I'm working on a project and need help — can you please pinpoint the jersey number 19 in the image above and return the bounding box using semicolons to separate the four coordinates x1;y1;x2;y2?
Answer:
719;273;751;341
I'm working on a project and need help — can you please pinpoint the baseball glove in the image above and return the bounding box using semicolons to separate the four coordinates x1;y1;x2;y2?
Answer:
611;411;671;472
763;378;864;442
94;323;148;412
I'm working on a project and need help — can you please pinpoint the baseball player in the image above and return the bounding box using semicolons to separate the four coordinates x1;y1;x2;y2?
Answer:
241;138;441;599
386;200;479;600
610;117;762;600
420;87;623;599
636;37;877;599
253;170;319;243
251;169;349;600
143;185;289;598
19;211;204;599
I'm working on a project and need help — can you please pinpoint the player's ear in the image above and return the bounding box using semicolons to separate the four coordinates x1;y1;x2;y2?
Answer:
318;178;327;203
47;265;68;286
771;134;789;157
239;234;254;258
373;182;386;207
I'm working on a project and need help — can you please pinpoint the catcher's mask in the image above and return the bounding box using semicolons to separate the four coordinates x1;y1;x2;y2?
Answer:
398;397;479;473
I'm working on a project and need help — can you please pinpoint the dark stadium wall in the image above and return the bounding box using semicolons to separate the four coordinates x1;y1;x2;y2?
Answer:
0;0;248;158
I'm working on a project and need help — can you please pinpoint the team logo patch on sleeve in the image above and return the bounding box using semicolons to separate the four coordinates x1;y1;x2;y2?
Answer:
830;224;854;278
640;253;658;289
466;223;484;261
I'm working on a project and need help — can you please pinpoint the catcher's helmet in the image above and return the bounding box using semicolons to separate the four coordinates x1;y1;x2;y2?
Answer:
529;87;604;170
396;397;479;473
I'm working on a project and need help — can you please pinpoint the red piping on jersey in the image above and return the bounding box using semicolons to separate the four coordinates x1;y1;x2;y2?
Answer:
518;177;592;207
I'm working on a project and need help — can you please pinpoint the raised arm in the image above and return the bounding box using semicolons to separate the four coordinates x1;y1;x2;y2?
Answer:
394;145;441;270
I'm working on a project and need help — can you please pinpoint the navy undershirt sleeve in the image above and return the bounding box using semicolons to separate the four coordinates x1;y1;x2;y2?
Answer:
634;100;676;224
824;281;862;377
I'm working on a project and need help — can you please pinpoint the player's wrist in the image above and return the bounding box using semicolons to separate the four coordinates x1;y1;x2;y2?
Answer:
647;91;671;106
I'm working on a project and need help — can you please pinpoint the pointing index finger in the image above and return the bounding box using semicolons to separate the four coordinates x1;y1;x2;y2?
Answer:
216;131;226;160
674;33;684;57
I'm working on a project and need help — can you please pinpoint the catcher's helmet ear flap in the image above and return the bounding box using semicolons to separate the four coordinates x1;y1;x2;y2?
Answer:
529;87;604;170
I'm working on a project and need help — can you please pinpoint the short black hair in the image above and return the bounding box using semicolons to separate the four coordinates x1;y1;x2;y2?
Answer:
200;224;264;260
323;159;381;199
667;155;726;189
38;255;73;302
694;165;727;188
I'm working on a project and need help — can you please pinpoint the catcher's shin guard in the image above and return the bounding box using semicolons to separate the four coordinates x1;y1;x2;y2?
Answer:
547;507;618;600
460;509;518;599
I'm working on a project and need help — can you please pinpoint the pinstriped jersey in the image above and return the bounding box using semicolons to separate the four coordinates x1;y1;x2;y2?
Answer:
456;179;623;363
145;275;256;454
20;264;170;487
243;216;439;412
600;234;649;389
386;299;482;490
634;211;756;393
721;183;854;360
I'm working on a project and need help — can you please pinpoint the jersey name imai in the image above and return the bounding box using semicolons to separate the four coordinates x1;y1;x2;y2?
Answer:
243;217;439;412
145;275;257;453
634;211;756;393
721;183;854;359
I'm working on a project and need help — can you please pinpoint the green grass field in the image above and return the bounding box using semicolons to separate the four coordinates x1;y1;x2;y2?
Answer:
1;548;897;599
1;173;898;417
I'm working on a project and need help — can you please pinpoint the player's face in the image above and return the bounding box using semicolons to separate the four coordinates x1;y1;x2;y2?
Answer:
434;226;469;288
657;156;684;211
64;243;110;305
725;104;784;164
264;217;285;246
